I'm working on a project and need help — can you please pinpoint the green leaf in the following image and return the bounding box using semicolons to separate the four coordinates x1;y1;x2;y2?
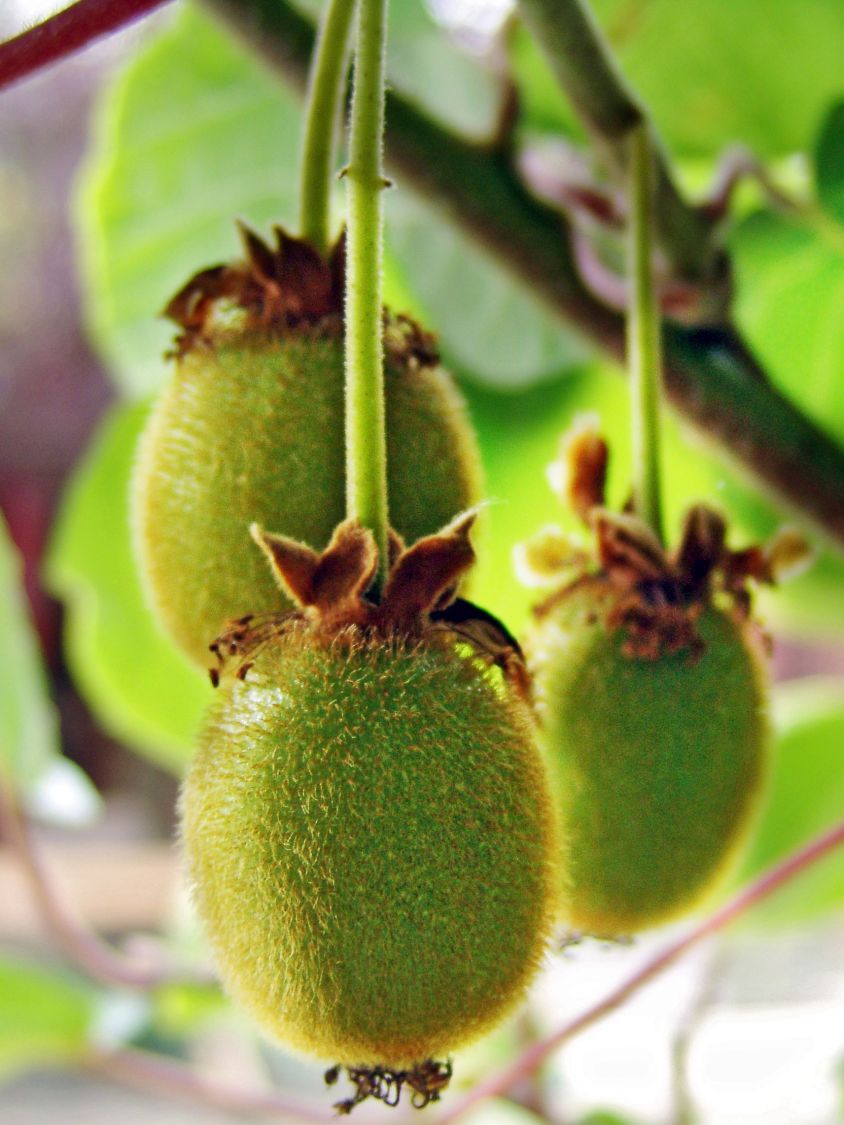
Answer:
386;0;502;140
76;1;305;398
732;210;844;447
293;0;502;138
737;679;844;928
386;191;589;389
45;401;208;773
151;981;227;1039
0;513;61;794
514;1;844;158
815;99;844;225
0;957;96;1082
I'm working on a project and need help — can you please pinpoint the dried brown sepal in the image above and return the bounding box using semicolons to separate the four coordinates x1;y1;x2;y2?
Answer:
383;314;439;371
378;510;476;633
162;224;447;375
326;1059;452;1114
592;509;670;589
209;515;527;692
560;418;609;523
164;223;345;352
250;520;377;633
531;421;810;660
430;597;532;702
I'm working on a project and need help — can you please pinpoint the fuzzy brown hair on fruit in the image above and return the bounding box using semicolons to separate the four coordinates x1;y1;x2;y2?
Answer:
523;419;809;937
181;513;558;1102
133;225;483;667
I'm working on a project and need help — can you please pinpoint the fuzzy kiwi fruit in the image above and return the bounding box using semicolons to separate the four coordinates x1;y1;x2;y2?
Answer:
531;579;769;934
521;423;795;936
134;227;482;666
181;516;558;1075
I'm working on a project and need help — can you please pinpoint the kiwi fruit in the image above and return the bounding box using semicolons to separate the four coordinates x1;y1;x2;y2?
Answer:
531;578;769;934
522;423;794;936
181;516;558;1078
134;226;482;666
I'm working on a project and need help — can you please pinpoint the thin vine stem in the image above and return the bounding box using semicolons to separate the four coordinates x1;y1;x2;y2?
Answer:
439;816;844;1123
344;0;389;583
628;122;664;542
0;785;211;990
297;0;355;253
89;1047;329;1122
0;0;171;91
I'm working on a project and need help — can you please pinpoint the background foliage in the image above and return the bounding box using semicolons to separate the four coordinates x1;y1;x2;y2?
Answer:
4;0;844;1119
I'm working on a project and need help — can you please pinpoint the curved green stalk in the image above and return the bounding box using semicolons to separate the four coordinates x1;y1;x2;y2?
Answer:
627;123;664;543
297;0;355;252
344;0;389;583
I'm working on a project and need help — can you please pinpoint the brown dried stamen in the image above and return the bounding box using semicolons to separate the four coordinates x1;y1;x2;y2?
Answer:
325;1059;453;1114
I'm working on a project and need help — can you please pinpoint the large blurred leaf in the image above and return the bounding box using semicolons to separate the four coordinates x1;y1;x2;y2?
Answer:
46;401;208;773
815;99;844;224
737;679;844;928
0;958;96;1082
514;1;844;159
386;191;589;388
385;0;502;139
732;210;844;447
76;2;304;397
292;0;502;138
0;513;60;793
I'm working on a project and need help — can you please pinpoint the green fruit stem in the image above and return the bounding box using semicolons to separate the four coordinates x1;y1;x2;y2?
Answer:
627;122;665;544
297;0;355;253
345;0;390;584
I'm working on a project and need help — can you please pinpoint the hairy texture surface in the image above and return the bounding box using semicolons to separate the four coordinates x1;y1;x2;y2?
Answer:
133;317;482;665
531;585;769;934
182;627;557;1067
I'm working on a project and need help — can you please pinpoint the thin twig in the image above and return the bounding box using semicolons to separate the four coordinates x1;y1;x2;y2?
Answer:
90;1046;331;1122
627;122;665;542
0;0;172;92
438;818;844;1123
670;944;726;1125
0;785;212;990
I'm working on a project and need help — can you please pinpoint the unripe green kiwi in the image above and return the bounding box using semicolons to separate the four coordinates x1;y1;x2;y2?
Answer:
133;233;482;667
182;623;557;1067
530;581;769;935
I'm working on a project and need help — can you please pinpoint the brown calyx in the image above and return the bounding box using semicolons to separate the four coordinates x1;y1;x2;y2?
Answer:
163;222;442;371
209;512;528;695
164;223;345;354
533;420;811;660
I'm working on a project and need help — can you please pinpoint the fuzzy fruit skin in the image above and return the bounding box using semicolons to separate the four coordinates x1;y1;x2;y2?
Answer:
530;584;769;935
134;319;482;665
182;625;557;1067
